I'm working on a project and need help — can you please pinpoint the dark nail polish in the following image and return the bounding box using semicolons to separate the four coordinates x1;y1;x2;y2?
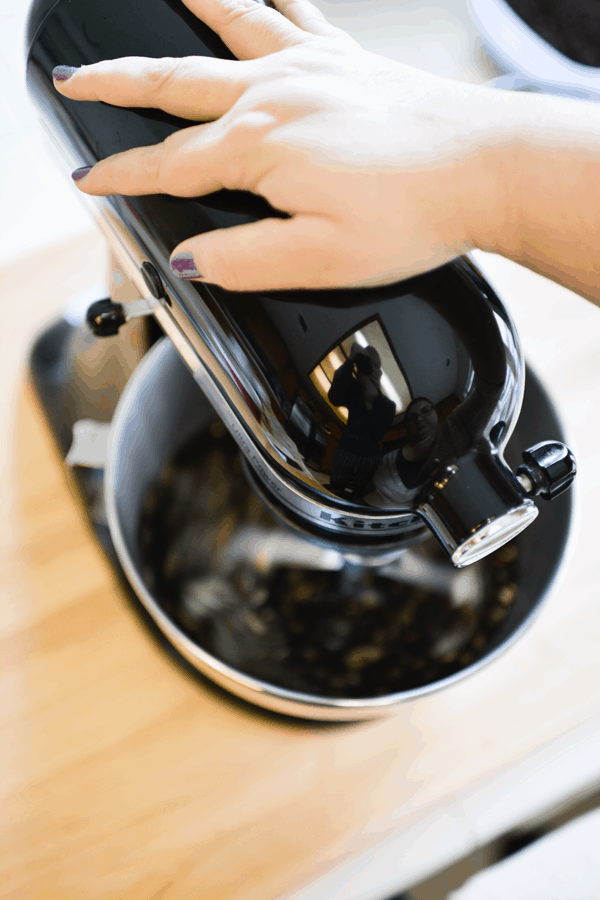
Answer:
53;65;78;82
71;166;92;182
170;252;202;279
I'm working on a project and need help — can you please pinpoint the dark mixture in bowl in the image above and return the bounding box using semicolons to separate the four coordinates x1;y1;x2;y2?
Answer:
139;421;520;699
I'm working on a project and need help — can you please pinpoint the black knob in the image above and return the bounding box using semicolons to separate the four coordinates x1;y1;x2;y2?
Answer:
140;261;166;300
517;441;577;500
86;299;126;337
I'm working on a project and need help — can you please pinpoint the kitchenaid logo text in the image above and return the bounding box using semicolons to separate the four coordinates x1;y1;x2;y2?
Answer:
318;511;412;530
221;414;416;534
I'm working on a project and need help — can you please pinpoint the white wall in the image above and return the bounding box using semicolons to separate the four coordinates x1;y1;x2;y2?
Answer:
0;0;99;269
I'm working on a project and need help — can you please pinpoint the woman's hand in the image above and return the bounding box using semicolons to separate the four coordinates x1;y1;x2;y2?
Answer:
52;0;515;291
53;0;600;302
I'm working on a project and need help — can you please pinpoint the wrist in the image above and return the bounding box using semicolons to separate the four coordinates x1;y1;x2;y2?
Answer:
466;90;600;302
455;90;528;259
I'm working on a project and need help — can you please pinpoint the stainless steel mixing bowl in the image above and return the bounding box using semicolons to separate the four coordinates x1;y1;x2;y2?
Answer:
103;337;574;720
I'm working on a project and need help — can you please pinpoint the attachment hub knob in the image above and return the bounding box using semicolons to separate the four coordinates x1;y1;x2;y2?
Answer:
517;441;577;500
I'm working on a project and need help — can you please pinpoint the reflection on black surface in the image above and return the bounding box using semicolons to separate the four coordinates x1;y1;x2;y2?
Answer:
327;343;396;497
287;396;329;467
400;399;440;471
370;397;440;507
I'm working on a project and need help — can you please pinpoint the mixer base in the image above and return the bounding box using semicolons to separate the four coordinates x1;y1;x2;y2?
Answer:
29;322;573;717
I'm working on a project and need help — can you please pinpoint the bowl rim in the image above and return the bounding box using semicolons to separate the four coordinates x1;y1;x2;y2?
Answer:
469;0;600;97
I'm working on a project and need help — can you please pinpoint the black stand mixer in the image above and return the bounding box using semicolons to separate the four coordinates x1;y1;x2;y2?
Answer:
26;0;576;718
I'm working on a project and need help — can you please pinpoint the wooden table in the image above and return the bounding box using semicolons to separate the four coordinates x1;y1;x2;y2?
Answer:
2;232;600;900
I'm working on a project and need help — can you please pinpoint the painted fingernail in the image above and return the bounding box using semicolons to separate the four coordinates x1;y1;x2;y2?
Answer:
170;252;202;279
71;166;92;182
53;65;78;82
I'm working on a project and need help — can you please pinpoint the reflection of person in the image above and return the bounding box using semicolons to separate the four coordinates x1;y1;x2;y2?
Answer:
396;397;439;486
54;0;600;302
327;343;395;496
368;397;439;508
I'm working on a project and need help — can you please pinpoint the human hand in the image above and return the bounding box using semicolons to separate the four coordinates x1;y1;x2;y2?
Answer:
53;0;514;292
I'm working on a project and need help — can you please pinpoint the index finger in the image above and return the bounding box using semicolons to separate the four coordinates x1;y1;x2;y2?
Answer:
183;0;311;59
53;55;252;121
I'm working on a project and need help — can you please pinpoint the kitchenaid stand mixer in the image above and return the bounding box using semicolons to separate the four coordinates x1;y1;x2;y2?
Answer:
26;0;576;718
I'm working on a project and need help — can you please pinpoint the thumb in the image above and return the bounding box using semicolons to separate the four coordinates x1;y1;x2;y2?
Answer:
169;215;356;291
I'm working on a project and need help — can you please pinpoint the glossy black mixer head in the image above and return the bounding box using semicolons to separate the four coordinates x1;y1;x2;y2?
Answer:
26;0;576;567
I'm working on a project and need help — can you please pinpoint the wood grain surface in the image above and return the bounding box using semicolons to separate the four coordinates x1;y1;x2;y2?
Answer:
2;233;600;900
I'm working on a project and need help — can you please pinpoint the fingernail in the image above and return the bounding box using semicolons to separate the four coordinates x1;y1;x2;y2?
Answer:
170;252;202;279
71;166;92;182
53;65;78;82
